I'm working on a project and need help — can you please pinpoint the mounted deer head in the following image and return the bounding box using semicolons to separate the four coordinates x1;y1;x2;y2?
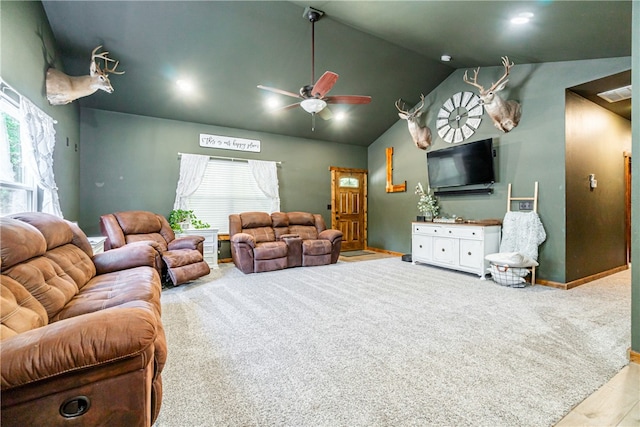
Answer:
46;46;125;105
463;56;521;132
395;94;432;150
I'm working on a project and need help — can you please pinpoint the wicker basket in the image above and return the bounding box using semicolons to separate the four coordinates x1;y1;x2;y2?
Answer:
488;263;530;288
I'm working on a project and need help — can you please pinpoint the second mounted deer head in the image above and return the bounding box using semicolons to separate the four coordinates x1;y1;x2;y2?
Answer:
46;46;125;105
395;94;432;150
463;56;521;132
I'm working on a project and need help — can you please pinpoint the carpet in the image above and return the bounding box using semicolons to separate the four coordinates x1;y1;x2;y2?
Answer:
154;259;631;427
340;250;375;257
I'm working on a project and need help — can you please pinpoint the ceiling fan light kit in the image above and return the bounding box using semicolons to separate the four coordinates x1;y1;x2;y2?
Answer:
301;98;327;113
257;5;371;130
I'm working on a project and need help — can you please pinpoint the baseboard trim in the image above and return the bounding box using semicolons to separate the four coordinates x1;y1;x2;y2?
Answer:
537;265;629;290
365;247;403;256
629;349;640;364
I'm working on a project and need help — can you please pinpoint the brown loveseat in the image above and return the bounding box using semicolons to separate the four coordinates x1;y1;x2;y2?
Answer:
1;212;166;427
229;211;343;274
100;210;210;285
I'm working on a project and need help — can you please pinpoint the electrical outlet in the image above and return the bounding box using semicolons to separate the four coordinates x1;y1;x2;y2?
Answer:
519;201;533;210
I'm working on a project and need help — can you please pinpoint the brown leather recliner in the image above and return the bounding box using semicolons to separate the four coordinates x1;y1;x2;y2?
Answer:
229;211;342;274
100;210;210;285
1;212;166;427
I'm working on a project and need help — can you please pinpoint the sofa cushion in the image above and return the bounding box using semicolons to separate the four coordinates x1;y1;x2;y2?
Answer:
44;244;97;290
302;239;332;256
240;212;272;228
114;211;162;234
253;241;287;260
0;218;46;271
9;212;73;251
289;225;318;240
287;211;316;226
271;212;289;227
3;254;80;321
125;233;169;252
51;266;162;322
244;227;276;243
1;277;48;340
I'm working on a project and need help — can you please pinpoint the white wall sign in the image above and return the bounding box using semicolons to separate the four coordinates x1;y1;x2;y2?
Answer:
199;133;261;152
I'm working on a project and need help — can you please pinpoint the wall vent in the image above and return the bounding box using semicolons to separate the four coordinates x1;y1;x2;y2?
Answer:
597;85;632;103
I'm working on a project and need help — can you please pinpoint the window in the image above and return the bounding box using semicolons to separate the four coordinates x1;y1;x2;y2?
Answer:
187;159;277;233
0;83;37;215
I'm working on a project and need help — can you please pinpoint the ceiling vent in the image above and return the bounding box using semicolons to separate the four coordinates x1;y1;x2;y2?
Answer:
597;84;632;103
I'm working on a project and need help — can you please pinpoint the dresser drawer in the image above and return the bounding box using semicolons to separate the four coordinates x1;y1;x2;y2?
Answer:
413;223;443;236
444;226;483;240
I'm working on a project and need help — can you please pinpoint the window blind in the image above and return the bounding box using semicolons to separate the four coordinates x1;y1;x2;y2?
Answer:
187;159;273;233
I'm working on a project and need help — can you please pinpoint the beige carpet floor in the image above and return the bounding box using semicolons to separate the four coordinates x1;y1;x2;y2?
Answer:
154;259;631;427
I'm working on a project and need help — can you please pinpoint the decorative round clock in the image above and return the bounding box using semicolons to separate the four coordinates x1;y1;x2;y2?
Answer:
436;91;484;143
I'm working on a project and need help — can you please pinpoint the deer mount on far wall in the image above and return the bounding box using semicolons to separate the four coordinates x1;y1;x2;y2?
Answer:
395;94;432;150
46;46;124;105
463;56;521;132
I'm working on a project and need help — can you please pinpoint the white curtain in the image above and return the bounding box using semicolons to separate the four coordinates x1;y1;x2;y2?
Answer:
248;159;280;212
173;153;209;209
20;97;63;217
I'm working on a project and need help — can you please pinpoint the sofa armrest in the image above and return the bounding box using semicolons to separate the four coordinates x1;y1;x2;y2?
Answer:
92;241;159;275
229;232;256;248
0;305;157;390
168;235;204;251
318;229;343;244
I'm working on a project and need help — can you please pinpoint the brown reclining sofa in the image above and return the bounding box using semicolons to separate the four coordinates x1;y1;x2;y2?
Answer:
229;211;343;274
1;212;166;427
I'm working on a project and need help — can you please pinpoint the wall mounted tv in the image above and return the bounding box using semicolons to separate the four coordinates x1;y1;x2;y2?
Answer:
426;138;495;189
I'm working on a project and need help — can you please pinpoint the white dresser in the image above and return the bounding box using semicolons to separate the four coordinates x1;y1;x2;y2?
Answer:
176;228;219;268
412;222;501;277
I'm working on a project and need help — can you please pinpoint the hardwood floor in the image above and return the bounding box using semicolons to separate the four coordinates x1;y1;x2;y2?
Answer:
342;252;639;426
555;362;640;426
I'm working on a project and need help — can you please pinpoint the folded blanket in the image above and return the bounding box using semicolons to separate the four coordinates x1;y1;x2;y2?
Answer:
499;211;546;260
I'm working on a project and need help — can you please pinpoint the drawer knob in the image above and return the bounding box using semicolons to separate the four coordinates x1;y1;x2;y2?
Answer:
448;230;452;234
468;252;472;256
441;248;445;252
419;245;422;248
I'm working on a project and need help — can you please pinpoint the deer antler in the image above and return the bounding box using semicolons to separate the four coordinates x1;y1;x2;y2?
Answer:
91;45;125;75
486;56;512;92
395;94;425;116
463;68;484;91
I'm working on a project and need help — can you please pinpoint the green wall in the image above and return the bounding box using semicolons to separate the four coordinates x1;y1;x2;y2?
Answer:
631;0;639;357
0;0;81;219
367;57;631;283
79;108;367;235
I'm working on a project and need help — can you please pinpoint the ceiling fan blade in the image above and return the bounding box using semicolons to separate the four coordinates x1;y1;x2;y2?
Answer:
317;106;333;120
325;95;372;105
273;102;302;112
257;85;301;99
311;71;339;98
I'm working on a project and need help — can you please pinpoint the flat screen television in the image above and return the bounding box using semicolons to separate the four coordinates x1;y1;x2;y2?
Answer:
426;138;495;189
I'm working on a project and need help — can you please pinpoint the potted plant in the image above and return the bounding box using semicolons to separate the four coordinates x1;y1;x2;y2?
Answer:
168;209;210;232
415;182;439;221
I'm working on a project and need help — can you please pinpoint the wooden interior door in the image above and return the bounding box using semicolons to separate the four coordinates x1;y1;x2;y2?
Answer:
330;167;367;251
624;152;632;264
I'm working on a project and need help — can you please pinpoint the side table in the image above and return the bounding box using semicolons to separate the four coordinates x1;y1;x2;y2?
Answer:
176;228;219;268
87;236;107;254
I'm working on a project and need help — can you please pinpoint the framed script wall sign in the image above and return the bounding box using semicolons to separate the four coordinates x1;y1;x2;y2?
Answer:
199;134;261;152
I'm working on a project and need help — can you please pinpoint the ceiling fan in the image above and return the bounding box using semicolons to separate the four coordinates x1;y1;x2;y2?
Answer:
257;6;372;130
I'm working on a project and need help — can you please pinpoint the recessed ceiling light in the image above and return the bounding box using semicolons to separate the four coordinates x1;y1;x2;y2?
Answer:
511;12;534;24
266;97;281;110
176;79;194;93
441;54;452;62
334;111;346;121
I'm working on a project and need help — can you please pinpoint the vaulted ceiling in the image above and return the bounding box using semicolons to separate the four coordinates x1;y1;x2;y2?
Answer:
42;1;632;146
